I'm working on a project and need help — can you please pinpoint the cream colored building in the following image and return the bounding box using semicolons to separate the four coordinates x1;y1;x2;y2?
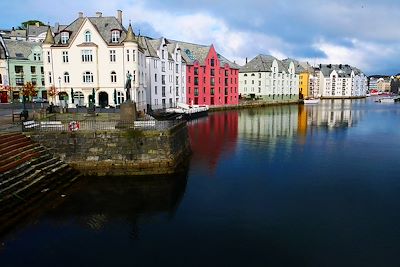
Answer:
42;11;147;111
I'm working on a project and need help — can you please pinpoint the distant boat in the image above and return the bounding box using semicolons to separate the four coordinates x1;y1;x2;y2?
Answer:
378;96;400;103
303;98;320;105
159;103;209;120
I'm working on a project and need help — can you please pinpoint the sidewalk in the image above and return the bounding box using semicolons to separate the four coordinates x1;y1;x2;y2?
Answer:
0;114;22;132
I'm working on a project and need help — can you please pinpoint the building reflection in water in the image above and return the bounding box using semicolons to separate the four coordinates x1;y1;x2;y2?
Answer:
188;111;238;173
305;99;363;129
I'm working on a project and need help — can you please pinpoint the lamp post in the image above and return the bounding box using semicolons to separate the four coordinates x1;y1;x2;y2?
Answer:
21;70;29;120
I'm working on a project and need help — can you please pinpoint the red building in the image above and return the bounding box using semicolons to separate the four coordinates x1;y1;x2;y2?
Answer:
177;42;239;106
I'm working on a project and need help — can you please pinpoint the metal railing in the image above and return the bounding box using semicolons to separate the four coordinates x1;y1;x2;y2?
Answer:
22;119;182;132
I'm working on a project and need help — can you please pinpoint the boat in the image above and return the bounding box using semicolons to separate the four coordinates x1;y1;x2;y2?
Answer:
165;103;209;120
303;98;320;105
378;96;400;103
150;103;209;121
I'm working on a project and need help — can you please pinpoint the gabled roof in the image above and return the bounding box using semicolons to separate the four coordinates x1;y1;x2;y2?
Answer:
319;64;359;78
4;39;40;60
137;36;159;58
240;54;287;73
53;16;130;46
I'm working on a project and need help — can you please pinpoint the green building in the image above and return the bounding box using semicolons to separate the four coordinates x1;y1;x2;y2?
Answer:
4;39;46;102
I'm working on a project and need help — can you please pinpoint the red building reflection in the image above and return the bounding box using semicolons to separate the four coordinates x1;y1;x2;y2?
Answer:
188;111;238;173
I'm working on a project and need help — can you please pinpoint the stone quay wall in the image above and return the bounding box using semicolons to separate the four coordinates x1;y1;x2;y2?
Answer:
26;122;191;176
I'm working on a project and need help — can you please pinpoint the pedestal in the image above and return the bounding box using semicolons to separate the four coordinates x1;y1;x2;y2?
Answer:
120;101;137;123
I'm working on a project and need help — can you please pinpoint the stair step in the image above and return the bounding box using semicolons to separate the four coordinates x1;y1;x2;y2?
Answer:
0;156;59;187
0;161;66;197
0;143;39;161
0;134;29;149
0;139;33;155
0;146;43;166
0;151;41;174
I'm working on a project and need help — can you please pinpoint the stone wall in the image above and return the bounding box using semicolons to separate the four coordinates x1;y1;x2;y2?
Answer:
26;122;191;176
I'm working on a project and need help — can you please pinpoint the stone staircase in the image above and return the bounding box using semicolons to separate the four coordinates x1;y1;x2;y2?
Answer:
0;132;80;223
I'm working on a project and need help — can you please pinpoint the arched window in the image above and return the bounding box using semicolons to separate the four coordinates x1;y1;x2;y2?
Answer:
111;30;120;43
111;71;117;83
64;72;70;83
83;71;93;83
84;31;91;42
60;32;69;44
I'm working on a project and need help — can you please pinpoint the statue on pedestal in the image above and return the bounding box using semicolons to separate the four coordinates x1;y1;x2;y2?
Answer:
125;71;132;101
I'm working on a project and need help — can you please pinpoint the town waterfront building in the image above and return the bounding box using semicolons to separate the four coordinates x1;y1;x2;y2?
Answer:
138;36;186;110
4;39;46;102
376;77;391;92
0;35;9;103
174;42;239;106
239;55;299;101
314;64;367;97
42;11;147;111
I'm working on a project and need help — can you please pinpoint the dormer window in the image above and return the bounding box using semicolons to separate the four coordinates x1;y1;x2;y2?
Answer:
111;30;120;43
60;32;69;44
84;31;91;42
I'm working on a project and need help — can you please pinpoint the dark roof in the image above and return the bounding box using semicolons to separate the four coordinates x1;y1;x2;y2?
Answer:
4;39;40;60
240;54;287;73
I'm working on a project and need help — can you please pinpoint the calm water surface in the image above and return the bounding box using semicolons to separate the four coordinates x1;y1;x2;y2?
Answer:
2;98;400;266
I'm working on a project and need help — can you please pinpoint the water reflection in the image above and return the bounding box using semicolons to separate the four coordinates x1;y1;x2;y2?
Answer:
188;112;238;172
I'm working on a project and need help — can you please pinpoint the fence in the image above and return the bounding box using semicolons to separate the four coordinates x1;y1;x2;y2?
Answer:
22;119;182;132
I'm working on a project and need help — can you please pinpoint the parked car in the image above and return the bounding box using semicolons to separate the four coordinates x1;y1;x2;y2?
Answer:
32;97;49;103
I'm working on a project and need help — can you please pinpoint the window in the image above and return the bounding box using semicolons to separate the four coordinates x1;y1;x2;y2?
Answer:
162;75;165;85
15;66;23;74
33;53;41;61
83;71;93;83
62;51;69;63
0;74;2;84
64;72;70;83
111;71;117;83
133;50;136;61
127;50;130;61
210;58;215;67
31;66;36;74
176;64;179;73
81;50;93;62
110;50;116;62
41;67;44;74
111;30;120;43
162;62;165;72
60;32;69;44
47;51;51;63
155;74;157;82
84;31;91;42
155;86;158;95
194;67;198;75
259;73;261;78
117;91;125;104
210;69;215;76
210;77;215;86
162;86;166;97
194;77;199;86
48;72;52;84
194;87;199;96
162;50;165;59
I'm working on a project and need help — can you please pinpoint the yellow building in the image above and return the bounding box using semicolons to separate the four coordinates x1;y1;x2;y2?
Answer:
299;71;310;99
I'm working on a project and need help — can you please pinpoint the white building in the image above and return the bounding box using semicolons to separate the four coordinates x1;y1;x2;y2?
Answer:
42;11;147;111
138;36;186;110
315;64;367;97
239;55;299;101
0;35;9;103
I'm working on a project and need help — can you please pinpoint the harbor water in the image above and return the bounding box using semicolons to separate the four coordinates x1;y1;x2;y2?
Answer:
1;98;400;266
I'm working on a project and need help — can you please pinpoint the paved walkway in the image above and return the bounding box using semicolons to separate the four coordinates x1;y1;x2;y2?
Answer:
0;113;23;132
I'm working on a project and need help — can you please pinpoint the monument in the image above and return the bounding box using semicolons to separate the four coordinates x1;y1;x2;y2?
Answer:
119;71;137;124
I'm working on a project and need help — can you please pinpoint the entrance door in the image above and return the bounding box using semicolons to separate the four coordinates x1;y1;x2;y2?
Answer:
74;91;84;107
99;92;108;108
0;91;7;103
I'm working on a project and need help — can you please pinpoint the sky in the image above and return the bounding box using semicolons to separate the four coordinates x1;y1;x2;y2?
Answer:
0;0;399;75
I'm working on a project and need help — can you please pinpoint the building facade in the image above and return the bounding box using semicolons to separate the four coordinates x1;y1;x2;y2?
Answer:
42;11;147;111
0;35;9;103
314;64;367;97
176;42;239;106
239;55;299;101
4;39;46;102
138;36;186;110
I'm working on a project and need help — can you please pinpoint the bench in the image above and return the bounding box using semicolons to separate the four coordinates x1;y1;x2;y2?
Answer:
12;110;29;122
22;120;39;130
40;121;64;129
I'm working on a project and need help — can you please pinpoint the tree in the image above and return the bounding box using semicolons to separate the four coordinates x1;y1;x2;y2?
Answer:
48;85;58;104
20;20;46;29
22;82;37;99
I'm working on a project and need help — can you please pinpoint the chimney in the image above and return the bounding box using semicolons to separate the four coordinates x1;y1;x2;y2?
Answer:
78;12;83;18
117;10;122;24
245;57;248;64
96;12;102;17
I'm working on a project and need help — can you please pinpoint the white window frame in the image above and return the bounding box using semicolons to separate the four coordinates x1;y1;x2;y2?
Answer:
111;71;117;83
84;31;91;42
83;71;93;83
111;30;120;43
60;32;69;44
64;72;70;83
81;50;93;62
